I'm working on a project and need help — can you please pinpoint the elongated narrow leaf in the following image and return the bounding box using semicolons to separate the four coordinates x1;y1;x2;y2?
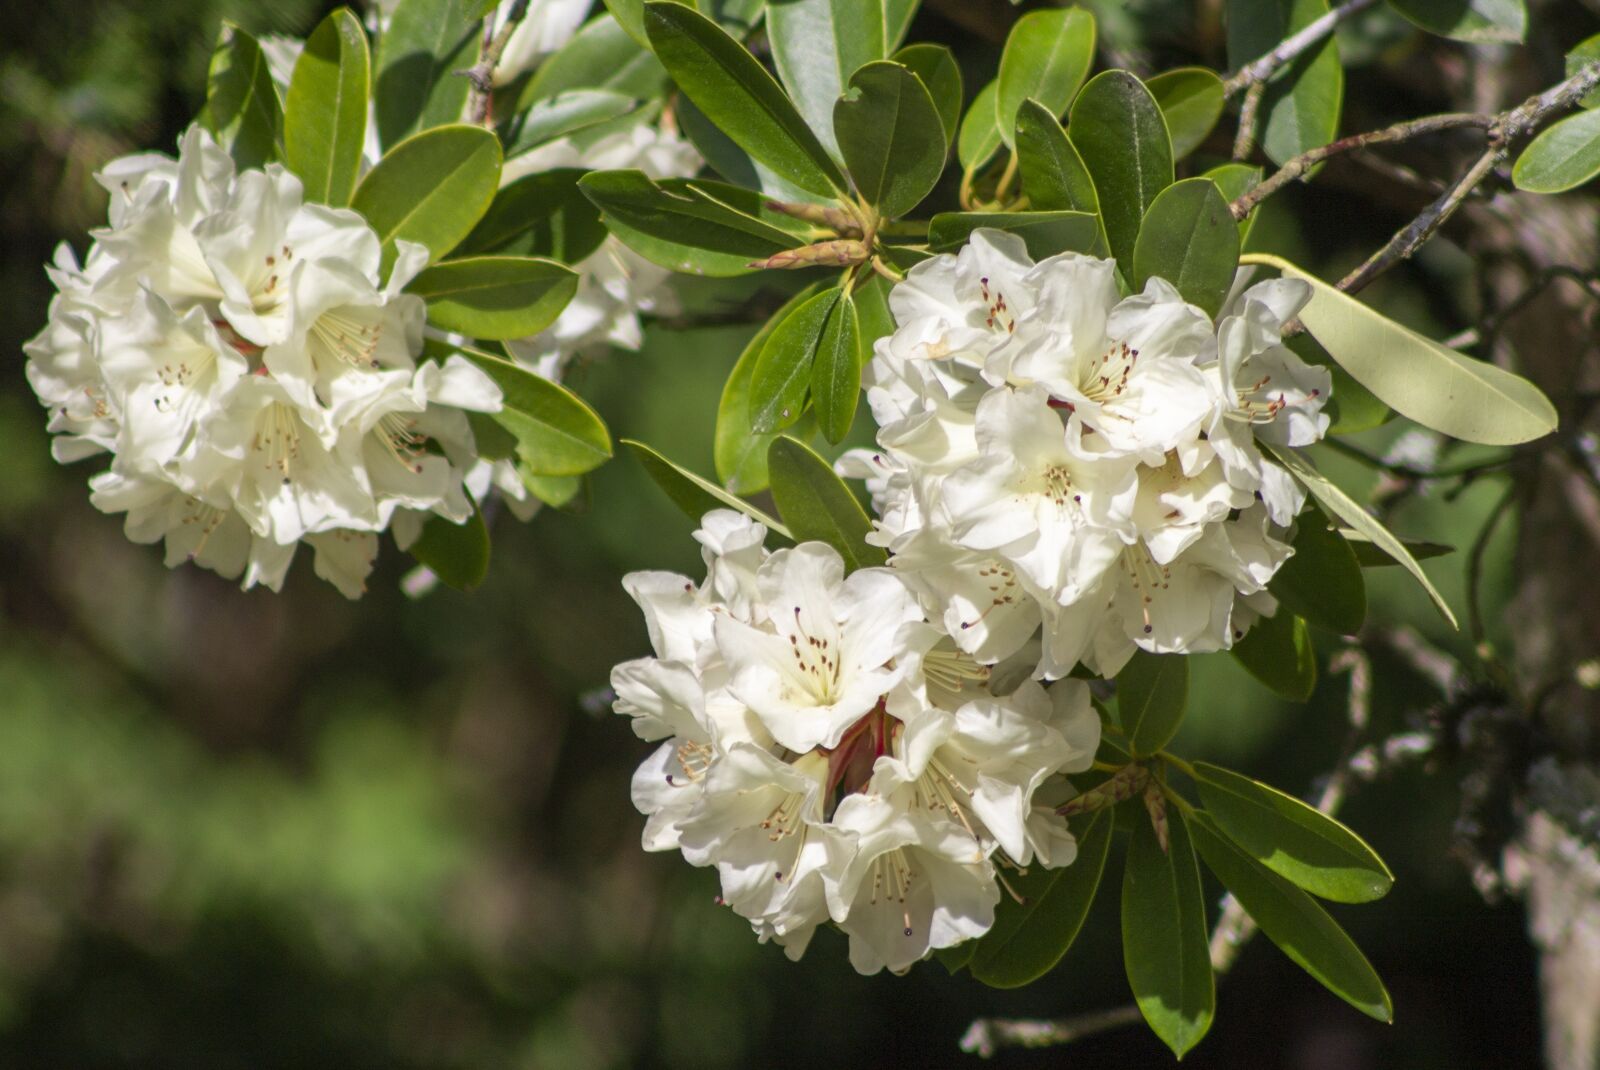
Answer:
579;170;809;276
410;504;490;590
996;8;1096;150
374;0;479;149
1190;812;1393;1022
893;44;962;145
716;284;826;493
200;23;283;170
1193;762;1393;903
767;0;890;160
1226;0;1343;166
458;168;606;262
459;347;612;476
1264;444;1458;628
1231;611;1318;702
626;439;793;536
928;211;1100;259
1133;178;1239;319
1513;108;1600;193
352;124;502;270
1147;67;1225;159
1068;70;1173;273
1271;507;1366;634
504;89;639;158
958;79;1004;172
834;61;945;219
677;92;825;203
810;293;863;444
969;810;1114;988
767;437;886;570
602;0;650;43
644;1;846;197
285;8;370;206
1343;532;1454;567
1123;807;1214;1058
525;12;667;101
1242;254;1558;446
1388;0;1526;43
751;287;842;433
1016;99;1100;215
409;257;578;340
1118;652;1189;757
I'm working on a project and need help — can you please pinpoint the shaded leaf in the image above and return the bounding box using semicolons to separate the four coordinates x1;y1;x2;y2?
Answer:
458;347;612;476
767;437;886;570
374;0;479;149
834;61;946;218
1132;178;1239;319
1118;652;1189;757
1068;70;1173;272
458;168;607;261
810;292;864;445
504;89;640;158
625;439;793;536
928;211;1100;259
1271;506;1366;635
1122;807;1214;1058
1227;0;1344;166
200;23;283;170
1147;67;1225;159
409;504;490;590
1231;611;1317;702
716;284;826;493
1015;98;1101;219
409;256;579;340
525;12;668;101
893;44;963;145
1388;0;1526;43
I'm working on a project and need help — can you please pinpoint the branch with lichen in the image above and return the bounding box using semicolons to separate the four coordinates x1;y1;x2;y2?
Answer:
461;0;531;126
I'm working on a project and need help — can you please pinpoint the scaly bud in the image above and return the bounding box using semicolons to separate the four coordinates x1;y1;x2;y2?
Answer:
764;200;863;235
1057;763;1150;817
749;240;871;270
1143;782;1170;854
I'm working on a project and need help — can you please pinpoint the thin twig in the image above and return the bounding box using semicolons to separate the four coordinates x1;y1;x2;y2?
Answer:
1222;0;1378;98
1233;82;1265;160
461;0;531;126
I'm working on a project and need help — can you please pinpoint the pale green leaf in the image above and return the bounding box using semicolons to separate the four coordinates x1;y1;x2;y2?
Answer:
285;8;370;207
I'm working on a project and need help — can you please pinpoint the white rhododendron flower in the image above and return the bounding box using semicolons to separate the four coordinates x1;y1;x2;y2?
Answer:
610;510;1100;974
23;126;502;597
840;229;1332;678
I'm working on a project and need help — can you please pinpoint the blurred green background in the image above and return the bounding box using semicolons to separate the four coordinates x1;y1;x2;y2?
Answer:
0;0;1549;1066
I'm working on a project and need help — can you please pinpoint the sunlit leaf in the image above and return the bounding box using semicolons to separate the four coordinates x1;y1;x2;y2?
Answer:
1123;807;1214;1058
284;8;370;207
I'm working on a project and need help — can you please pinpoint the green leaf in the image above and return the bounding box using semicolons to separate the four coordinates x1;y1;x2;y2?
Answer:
1513;108;1600;194
928;211;1101;259
810;292;863;445
504;89;640;158
459;347;613;476
1564;35;1600;110
1015;99;1101;217
1202;162;1263;244
893;44;963;145
834;61;946;219
1147;67;1225;160
374;0;479;150
644;1;846;198
1388;0;1526;43
1226;0;1344;166
767;0;891;160
958;80;1004;172
1231;611;1318;702
525;12;668;101
716;285;826;493
1193;762;1393;903
1132;178;1239;320
1271;507;1366;634
352;124;502;271
457;169;607;262
284;8;370;207
1263;443;1458;628
995;8;1097;149
1122;807;1214;1058
602;0;651;43
410;504;491;590
1189;812;1393;1022
524;472;585;509
199;23;283;170
1291;335;1390;435
767;437;886;570
579;170;809;277
1343;532;1454;567
750;288;842;433
677;93;823;203
1118;652;1189;757
854;273;895;349
1243;253;1559;446
408;256;579;340
1068;70;1174;273
625;439;793;536
969;810;1115;988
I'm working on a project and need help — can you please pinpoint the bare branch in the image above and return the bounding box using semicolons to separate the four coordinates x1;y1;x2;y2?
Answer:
960;1005;1144;1058
461;0;531;126
1223;0;1379;99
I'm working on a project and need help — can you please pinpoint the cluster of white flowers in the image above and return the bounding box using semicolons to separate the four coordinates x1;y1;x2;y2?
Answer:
841;230;1332;679
612;510;1101;974
23;127;502;596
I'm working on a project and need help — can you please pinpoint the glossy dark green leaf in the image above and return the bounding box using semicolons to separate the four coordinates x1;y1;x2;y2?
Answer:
810;292;863;445
1015;99;1100;215
751;288;842;433
1202;162;1263;244
834;61;946;218
1345;533;1454;567
893;44;962;145
1271;507;1367;635
457;168;607;262
644;1;846;197
1193;762;1393;903
928;211;1100;259
525;12;668;101
503;89;640;158
958;79;1004;172
1122;807;1214;1058
854;274;895;348
1226;0;1343;166
677;93;821;202
410;505;490;590
995;8;1096;149
625;439;793;536
200;23;283;170
579;170;809;277
767;0;896;159
459;347;612;476
1117;651;1188;757
1388;0;1526;43
1132;178;1239;319
970;810;1114;988
1513;108;1600;194
1146;67;1225;160
408;256;579;340
284;8;370;207
1231;611;1317;702
1068;70;1173;272
353;124;502;271
374;0;479;149
716;285;826;494
767;436;886;570
1189;812;1393;1022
